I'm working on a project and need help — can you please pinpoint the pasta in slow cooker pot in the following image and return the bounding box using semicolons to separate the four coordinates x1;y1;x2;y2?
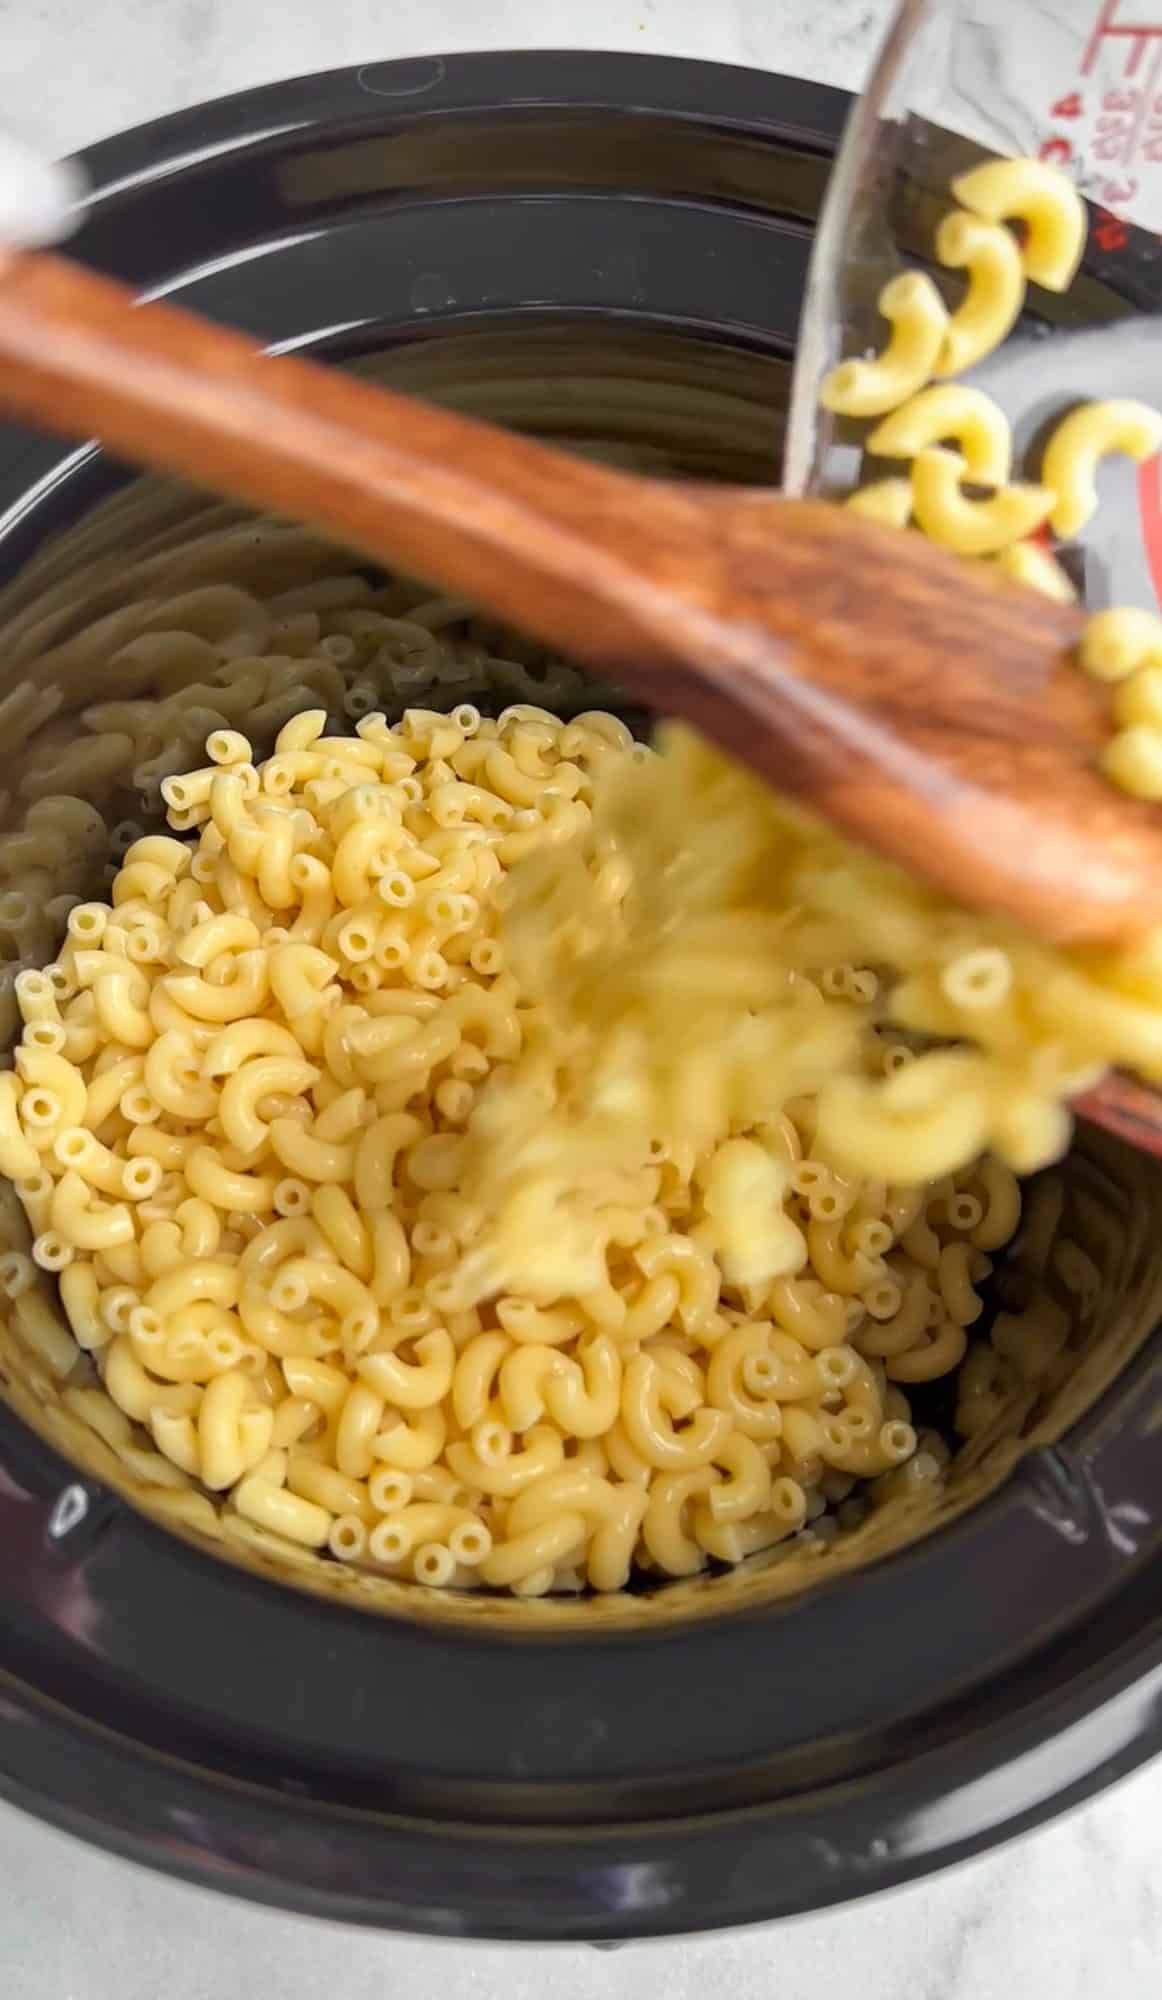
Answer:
0;155;1157;1599
0;697;1012;1595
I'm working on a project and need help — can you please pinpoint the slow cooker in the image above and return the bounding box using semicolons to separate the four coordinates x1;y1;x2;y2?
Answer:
2;50;1162;1943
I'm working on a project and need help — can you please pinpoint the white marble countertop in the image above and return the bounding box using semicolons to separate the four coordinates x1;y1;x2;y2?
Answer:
2;0;1161;1993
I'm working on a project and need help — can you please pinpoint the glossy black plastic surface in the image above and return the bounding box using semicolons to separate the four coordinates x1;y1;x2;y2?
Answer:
1;51;1162;1942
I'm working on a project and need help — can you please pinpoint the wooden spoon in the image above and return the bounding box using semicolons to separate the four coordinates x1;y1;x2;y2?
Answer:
0;247;1156;1150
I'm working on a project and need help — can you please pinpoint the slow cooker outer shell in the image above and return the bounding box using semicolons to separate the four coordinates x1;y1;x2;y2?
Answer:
4;1348;1162;1945
1;50;1162;1941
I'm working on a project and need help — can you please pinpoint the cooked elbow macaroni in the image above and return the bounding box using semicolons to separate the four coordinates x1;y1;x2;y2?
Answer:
819;273;948;418
949;157;1086;293
1042;401;1162;541
933;209;1025;377
909;448;1053;555
0;691;1033;1597
867;386;1012;486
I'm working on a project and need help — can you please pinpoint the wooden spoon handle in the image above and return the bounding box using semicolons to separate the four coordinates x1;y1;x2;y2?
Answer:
0;248;680;646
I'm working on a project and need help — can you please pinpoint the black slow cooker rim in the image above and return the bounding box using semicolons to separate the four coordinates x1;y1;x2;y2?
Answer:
74;46;849;178
1;1632;1160;1942
69;47;847;293
1;48;1161;1942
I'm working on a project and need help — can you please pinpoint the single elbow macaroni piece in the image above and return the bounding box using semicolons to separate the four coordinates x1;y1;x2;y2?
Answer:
886;1322;968;1384
1042;401;1162;539
497;1342;570;1432
933;209;1025;375
1079;606;1162;684
166;948;270;1023
937;1242;992;1325
909;448;1054;556
15;1047;87;1133
950;157;1085;292
868;385;1012;486
92;968;154;1048
358;1329;455;1409
269;1253;376;1333
58;1259;106;1350
544;1333;622;1439
268;1117;355;1184
971;1158;1022;1253
643;1467;717;1576
854;1271;932;1359
446;1422;563;1497
620;1354;731;1470
805;1217;879;1297
144;1031;217;1121
693;1484;807;1562
148;1407;201;1477
145;1260;241;1319
452;1330;511;1429
233;1472;332;1547
198;1369;274;1490
53;1126;141;1199
51;1170;135;1252
103;1337;200;1423
218;1054;318;1153
844;479;912;528
268;941;338;1024
334;1382;387;1480
310;1183;372;1279
769;1276;847;1351
1100;725;1162;801
353;1112;425;1209
81;1053;143;1130
819;272;948;418
185;1146;276;1215
705;1327;790;1442
202;1016;306;1080
175;912;261;968
0;1072;40;1179
15;969;62;1026
478;1511;588;1589
705;1431;772;1525
632;1233;721;1336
